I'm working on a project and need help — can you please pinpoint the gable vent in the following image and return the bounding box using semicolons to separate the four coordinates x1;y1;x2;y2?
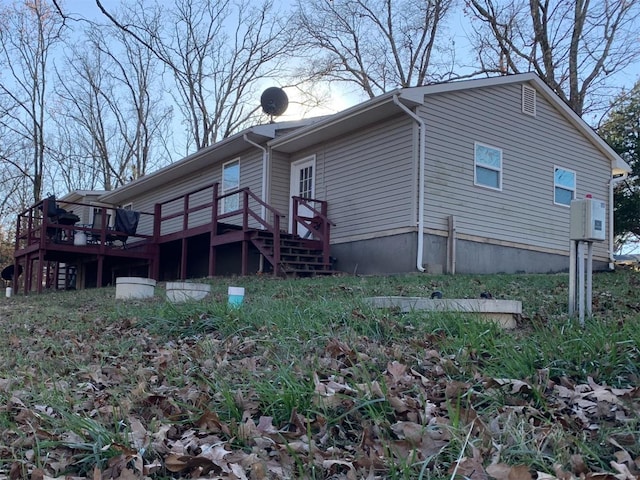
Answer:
522;85;537;116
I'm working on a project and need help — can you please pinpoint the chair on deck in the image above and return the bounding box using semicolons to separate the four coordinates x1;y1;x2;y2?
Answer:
107;209;140;248
87;210;111;244
42;195;80;242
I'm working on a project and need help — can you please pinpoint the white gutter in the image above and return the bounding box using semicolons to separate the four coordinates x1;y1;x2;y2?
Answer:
393;95;426;272
608;173;628;268
243;134;268;222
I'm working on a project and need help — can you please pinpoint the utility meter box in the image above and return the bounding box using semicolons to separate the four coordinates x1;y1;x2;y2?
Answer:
570;197;606;241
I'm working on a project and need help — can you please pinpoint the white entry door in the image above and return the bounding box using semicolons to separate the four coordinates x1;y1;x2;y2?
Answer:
289;156;316;236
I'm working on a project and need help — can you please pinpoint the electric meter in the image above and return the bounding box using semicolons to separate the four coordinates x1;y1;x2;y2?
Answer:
569;197;606;242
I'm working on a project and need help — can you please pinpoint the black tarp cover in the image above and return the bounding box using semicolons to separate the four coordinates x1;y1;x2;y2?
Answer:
114;209;140;236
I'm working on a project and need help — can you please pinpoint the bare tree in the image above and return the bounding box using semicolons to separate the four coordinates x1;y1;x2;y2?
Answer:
294;0;457;98
52;24;172;190
92;0;302;151
465;0;640;116
0;126;34;227
0;0;64;204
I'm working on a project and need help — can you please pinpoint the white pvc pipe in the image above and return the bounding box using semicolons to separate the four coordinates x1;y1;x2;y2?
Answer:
393;95;426;273
608;174;628;268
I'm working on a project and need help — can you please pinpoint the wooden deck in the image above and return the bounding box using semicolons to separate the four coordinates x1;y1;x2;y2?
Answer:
12;184;335;294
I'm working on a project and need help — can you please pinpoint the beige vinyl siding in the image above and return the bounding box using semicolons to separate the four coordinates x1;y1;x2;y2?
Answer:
290;115;415;241
115;148;264;238
270;151;292;226
423;83;611;259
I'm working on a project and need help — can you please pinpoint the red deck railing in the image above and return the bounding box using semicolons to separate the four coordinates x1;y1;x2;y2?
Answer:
13;184;332;291
154;183;286;276
292;196;335;267
14;199;154;253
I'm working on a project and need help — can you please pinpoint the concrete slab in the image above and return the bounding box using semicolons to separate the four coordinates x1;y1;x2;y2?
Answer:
363;297;521;329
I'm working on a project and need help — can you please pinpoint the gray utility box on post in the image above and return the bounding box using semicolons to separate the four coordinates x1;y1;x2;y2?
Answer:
570;197;606;242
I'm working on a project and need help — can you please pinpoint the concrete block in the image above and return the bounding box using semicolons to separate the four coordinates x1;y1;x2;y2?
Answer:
364;296;521;329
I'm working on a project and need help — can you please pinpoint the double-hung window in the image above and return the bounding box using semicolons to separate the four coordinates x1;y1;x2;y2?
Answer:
554;166;576;206
222;159;240;213
474;143;502;190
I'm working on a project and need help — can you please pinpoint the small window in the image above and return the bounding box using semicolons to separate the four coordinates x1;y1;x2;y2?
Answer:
554;166;576;206
474;143;502;190
522;85;537;116
122;203;133;211
222;159;240;213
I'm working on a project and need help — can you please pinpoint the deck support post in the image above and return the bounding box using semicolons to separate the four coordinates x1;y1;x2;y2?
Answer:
273;216;281;276
36;252;44;293
209;247;216;277
97;255;104;288
209;183;219;277
24;254;32;294
180;238;188;280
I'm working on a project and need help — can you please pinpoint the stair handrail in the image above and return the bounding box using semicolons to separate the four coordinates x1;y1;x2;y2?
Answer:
215;187;285;275
242;188;285;275
292;196;335;267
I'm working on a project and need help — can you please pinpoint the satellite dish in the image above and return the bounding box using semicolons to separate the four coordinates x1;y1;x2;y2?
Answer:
260;87;288;117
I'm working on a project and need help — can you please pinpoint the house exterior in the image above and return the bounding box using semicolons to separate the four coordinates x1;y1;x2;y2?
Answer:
11;73;632;291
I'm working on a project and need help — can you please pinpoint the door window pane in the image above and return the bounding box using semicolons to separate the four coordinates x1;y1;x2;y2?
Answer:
299;166;313;198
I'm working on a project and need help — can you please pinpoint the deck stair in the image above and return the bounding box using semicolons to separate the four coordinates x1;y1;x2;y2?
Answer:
250;230;335;276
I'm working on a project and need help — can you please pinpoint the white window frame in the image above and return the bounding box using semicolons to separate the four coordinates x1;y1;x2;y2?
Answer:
474;142;503;191
122;202;133;211
221;158;240;213
553;166;576;207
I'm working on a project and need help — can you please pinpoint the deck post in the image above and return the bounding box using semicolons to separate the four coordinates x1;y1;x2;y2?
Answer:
14;217;21;294
241;240;248;276
36;253;44;293
180;195;189;280
273;215;281;276
24;254;32;294
180;238;188;280
153;203;161;241
183;195;190;231
151;203;162;281
209;184;219;276
97;255;104;288
292;197;298;237
241;190;249;276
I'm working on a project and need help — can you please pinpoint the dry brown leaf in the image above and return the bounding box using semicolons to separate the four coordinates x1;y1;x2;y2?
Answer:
489;378;532;394
391;421;423;444
610;461;637;480
386;361;409;384
451;450;488;480
30;468;45;480
486;463;532;480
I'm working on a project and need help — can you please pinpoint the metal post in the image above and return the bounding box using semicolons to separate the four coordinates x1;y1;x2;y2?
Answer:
577;241;585;327
568;240;577;316
586;242;593;318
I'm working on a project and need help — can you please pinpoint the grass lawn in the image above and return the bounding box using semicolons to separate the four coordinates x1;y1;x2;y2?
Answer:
0;270;638;479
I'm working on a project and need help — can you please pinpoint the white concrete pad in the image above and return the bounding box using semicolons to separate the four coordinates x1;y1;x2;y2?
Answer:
364;297;521;329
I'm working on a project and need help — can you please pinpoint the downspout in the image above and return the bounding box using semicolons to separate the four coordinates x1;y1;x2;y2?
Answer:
608;173;628;269
242;134;268;222
393;94;426;272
